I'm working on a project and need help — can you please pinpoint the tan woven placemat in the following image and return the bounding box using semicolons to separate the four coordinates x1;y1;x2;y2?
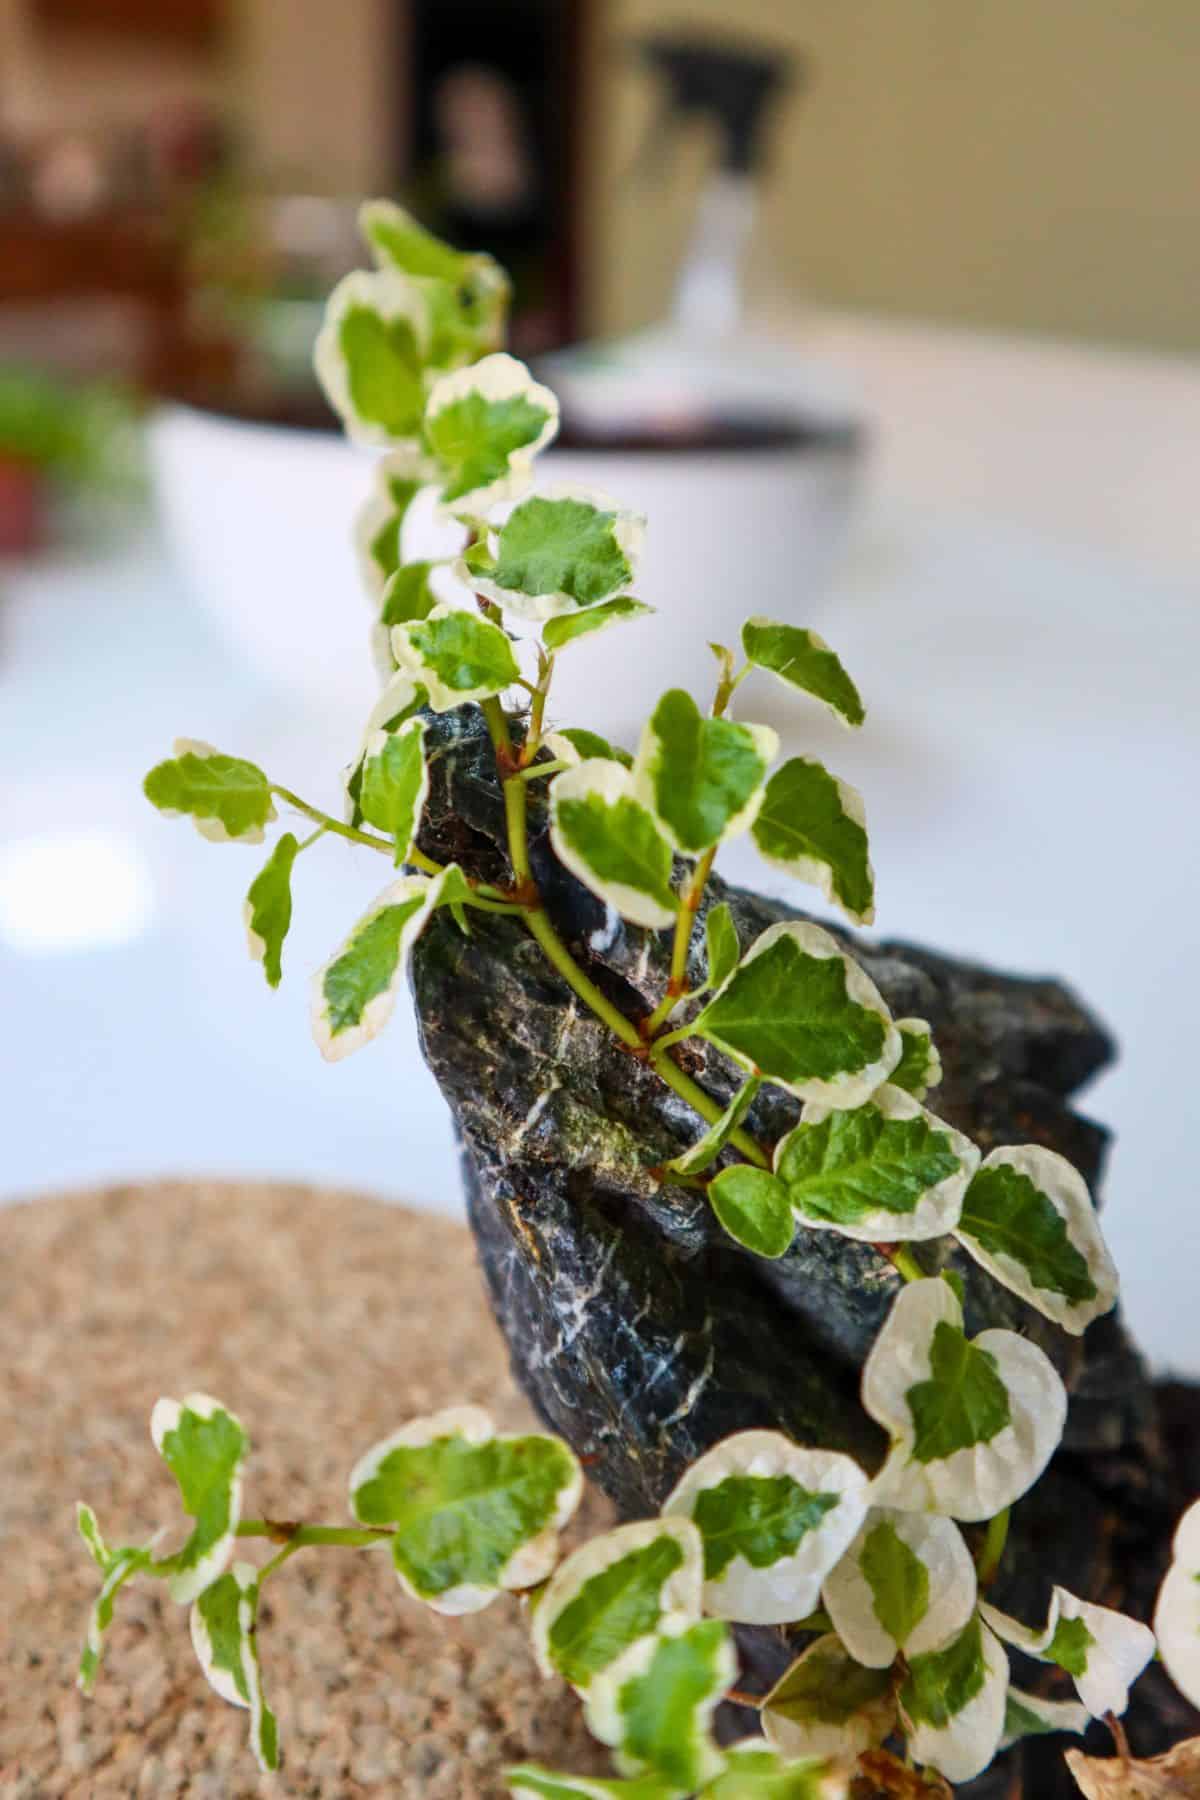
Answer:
0;1181;614;1798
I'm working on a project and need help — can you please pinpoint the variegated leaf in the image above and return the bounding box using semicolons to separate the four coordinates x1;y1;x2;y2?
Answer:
822;1507;976;1667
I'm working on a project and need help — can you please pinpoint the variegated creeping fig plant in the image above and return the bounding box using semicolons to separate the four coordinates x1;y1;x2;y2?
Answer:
77;204;1200;1796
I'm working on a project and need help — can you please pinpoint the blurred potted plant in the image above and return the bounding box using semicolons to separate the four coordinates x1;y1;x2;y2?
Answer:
0;366;142;553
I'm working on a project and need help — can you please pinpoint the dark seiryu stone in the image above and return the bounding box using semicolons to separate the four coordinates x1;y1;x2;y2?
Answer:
409;707;1197;1797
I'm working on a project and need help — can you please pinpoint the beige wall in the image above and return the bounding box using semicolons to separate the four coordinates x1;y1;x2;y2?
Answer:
586;0;1200;352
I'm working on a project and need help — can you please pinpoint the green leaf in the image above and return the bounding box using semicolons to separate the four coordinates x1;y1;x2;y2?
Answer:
693;921;900;1107
706;1743;836;1799
1001;1688;1089;1748
478;490;645;620
762;1634;896;1765
144;741;275;844
1046;1615;1096;1679
907;1321;1012;1464
360;199;481;284
533;1519;703;1691
774;1085;977;1242
549;760;677;929
349;1405;581;1613
955;1145;1118;1334
243;832;299;988
662;1076;760;1178
314;270;428;445
899;1616;1009;1786
543;596;653;653
633;689;777;855
380;560;438;627
545;727;633;770
149;1393;247;1604
750;757;874;926
889;1019;942;1100
190;1562;279;1772
741;618;865;727
507;1769;678;1799
358;717;428;864
707;1167;794;1259
584;1619;733;1791
862;1278;1067;1521
663;1431;869;1626
76;1515;153;1693
393;603;521;711
703;903;740;992
859;1520;929;1646
423;353;558;508
312;875;437;1060
822;1507;977;1668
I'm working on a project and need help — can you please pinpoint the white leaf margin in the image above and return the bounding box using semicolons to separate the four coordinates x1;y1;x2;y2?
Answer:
899;1618;1008;1786
582;1616;733;1787
751;758;875;928
821;1506;977;1667
631;701;779;855
167;738;276;845
530;1516;704;1688
892;1017;943;1100
661;1429;869;1626
761;1632;896;1766
1154;1497;1200;1711
983;1585;1157;1718
353;446;436;602
311;866;460;1063
697;921;902;1111
467;483;647;622
347;1404;582;1616
357;715;429;858
1000;1686;1090;1750
549;758;677;931
149;1392;245;1604
862;1278;1067;1522
954;1144;1119;1335
777;1084;980;1243
424;352;559;517
313;268;430;448
391;600;520;712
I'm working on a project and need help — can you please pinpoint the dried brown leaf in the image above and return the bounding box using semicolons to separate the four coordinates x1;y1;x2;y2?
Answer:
1065;1735;1200;1798
852;1749;953;1798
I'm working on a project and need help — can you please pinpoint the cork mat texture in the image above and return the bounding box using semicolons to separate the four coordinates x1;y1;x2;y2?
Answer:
0;1182;615;1798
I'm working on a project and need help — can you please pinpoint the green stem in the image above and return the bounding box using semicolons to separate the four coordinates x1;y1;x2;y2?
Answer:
518;758;568;783
645;847;717;1038
976;1506;1011;1587
526;904;645;1053
237;1520;390;1549
889;1245;926;1284
272;782;511;902
650;1047;769;1169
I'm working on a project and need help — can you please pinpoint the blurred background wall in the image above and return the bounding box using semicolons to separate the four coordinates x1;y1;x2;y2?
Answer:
3;0;1198;357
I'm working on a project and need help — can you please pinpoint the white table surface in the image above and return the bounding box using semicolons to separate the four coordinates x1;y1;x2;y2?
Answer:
2;312;1198;1373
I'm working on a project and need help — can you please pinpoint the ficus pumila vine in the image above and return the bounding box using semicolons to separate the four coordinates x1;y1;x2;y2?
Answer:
75;202;1200;1796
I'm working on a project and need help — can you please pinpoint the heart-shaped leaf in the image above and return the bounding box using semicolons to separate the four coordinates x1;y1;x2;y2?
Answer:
693;922;901;1108
662;1430;869;1625
862;1278;1067;1520
751;757;874;926
707;1166;795;1258
349;1405;581;1615
633;688;778;855
549;759;677;929
423;352;558;512
982;1587;1156;1718
775;1086;978;1243
392;602;521;711
954;1145;1118;1335
822;1507;977;1667
531;1518;703;1691
471;487;645;620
